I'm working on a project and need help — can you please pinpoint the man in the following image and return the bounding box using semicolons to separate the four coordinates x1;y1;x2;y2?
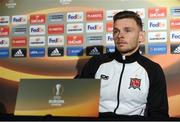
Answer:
78;11;169;119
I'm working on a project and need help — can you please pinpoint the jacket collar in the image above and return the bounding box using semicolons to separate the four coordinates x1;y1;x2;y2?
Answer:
112;48;141;63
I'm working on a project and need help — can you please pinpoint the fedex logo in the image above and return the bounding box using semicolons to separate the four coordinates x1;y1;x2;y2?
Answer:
86;23;103;33
0;38;9;47
30;14;46;24
170;31;180;42
0;26;9;36
148;19;167;30
106;33;114;45
31;28;43;32
48;36;64;46
13;17;25;22
0;16;9;25
12;15;27;25
29;25;45;35
148;7;167;18
67;12;83;22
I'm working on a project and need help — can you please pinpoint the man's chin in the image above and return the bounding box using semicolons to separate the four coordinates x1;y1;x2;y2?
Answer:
116;48;137;55
116;48;129;54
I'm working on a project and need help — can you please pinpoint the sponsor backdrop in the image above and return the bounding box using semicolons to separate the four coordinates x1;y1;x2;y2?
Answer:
0;0;180;117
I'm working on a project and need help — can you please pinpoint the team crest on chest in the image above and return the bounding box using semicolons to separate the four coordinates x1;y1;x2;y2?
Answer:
129;78;141;90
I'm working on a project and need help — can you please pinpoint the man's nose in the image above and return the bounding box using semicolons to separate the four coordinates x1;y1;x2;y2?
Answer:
117;31;124;38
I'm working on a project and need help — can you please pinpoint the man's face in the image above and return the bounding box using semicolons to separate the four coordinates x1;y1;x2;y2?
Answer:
113;18;144;56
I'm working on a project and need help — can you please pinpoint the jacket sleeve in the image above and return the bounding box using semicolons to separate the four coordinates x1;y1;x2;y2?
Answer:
146;63;169;119
78;57;97;78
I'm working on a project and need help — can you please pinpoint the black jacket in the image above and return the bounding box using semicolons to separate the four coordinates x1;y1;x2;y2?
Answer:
79;49;169;118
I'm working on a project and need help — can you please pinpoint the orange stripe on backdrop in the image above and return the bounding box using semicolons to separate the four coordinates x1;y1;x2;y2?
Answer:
147;54;180;69
28;7;104;15
169;95;180;117
0;66;73;82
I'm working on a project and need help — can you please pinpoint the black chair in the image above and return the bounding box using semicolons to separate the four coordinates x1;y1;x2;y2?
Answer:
0;102;6;114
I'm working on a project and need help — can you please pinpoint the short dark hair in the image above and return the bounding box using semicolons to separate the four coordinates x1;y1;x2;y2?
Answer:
113;11;143;30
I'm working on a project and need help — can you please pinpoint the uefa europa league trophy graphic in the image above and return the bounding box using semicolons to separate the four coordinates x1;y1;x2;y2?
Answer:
49;83;65;106
56;84;61;96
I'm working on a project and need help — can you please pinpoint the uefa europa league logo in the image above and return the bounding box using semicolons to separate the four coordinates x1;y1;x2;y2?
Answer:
49;83;65;106
55;84;61;96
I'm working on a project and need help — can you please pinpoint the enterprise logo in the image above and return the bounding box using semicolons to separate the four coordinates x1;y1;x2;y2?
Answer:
67;47;83;56
0;48;9;58
29;48;45;57
148;44;167;55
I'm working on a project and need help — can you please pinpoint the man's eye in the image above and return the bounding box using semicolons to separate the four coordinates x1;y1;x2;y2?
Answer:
125;29;131;32
113;30;119;34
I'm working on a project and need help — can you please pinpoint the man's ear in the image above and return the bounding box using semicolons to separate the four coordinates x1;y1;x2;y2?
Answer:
139;31;146;43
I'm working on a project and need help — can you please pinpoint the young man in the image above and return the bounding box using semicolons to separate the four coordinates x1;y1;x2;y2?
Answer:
78;11;169;119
